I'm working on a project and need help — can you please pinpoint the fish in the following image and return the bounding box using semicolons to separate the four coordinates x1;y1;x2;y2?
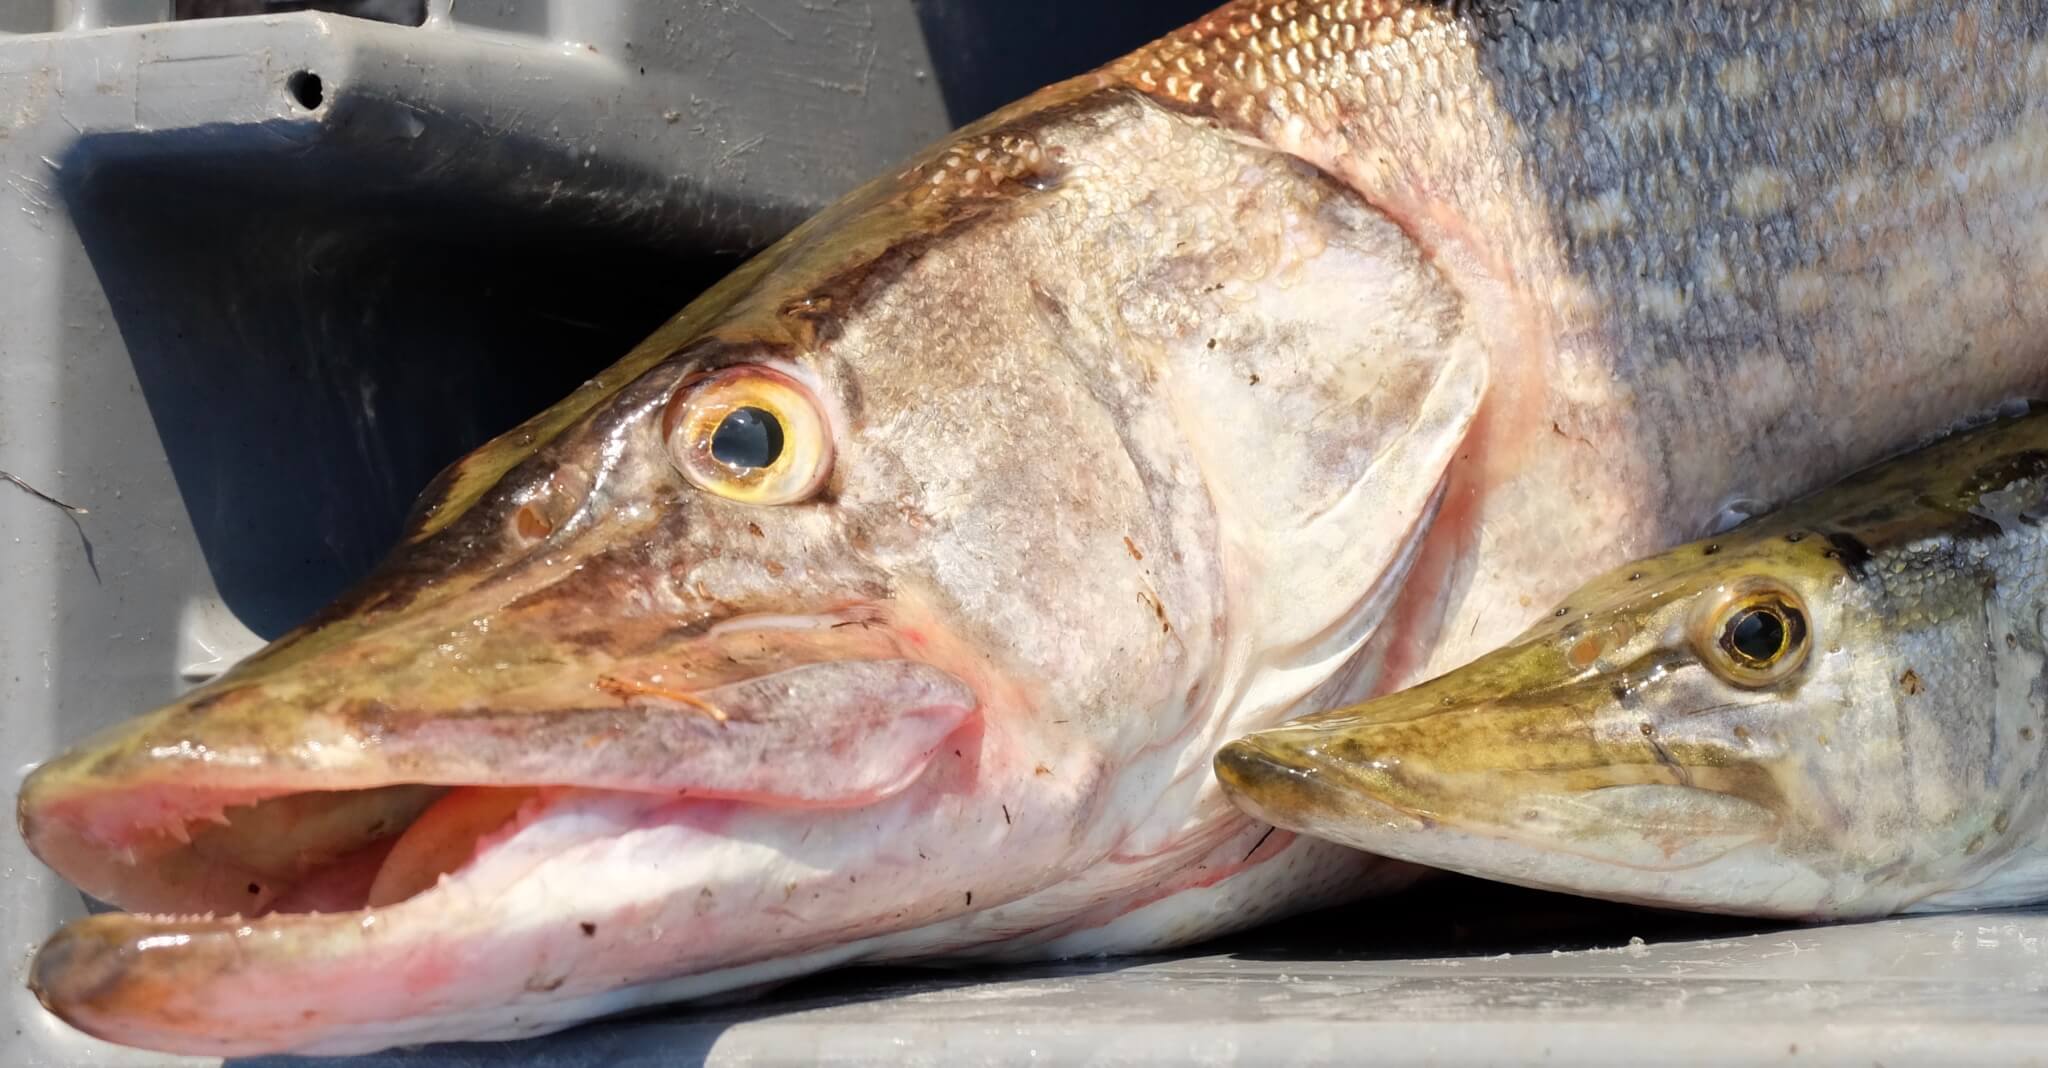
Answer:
1217;407;2048;920
19;0;2048;1056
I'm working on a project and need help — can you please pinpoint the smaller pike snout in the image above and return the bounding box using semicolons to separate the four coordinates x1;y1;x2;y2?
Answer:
1217;672;1785;897
1213;732;1351;828
1211;734;1302;797
1215;705;1487;843
1220;689;1615;829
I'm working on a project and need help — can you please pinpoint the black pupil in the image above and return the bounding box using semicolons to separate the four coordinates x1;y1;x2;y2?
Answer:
710;407;784;469
1728;608;1787;664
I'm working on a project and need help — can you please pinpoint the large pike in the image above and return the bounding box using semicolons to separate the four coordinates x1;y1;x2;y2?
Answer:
1218;408;2048;919
19;0;2048;1056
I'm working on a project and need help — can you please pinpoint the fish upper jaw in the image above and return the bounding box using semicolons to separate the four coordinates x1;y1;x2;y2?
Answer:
17;630;981;908
1218;728;1832;918
19;671;1120;1057
19;587;1146;1056
1213;687;1843;916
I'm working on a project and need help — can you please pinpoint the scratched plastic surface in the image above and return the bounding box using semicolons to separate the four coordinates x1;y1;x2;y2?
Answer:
221;878;2048;1067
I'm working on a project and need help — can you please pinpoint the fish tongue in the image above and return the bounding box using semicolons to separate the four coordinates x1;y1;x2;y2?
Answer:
366;787;542;908
261;838;400;915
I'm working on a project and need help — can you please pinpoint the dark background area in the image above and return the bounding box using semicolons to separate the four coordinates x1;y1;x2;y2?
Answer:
912;0;1216;123
173;0;427;23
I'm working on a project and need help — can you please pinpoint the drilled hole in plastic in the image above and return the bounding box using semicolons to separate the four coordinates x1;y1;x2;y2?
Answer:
175;2;427;26
287;71;325;111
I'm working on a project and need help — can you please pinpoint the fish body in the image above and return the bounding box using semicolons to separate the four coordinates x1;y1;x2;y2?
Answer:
1220;408;2048;919
19;0;2048;1055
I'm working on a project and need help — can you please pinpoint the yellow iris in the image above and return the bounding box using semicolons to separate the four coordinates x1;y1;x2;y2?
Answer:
663;365;832;505
1691;578;1811;688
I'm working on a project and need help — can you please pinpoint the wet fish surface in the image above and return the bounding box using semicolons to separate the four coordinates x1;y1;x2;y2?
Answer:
1220;407;2048;919
19;0;2048;1056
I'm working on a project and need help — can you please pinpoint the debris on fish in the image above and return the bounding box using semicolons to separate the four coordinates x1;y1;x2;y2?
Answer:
19;0;2048;1056
1220;407;2048;920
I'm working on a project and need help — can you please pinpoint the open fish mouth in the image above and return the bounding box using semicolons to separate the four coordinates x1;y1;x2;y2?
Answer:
19;658;978;1056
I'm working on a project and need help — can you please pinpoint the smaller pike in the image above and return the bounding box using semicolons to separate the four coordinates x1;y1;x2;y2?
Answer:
1219;407;2048;920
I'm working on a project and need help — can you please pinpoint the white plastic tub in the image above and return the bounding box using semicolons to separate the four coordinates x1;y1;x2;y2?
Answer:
238;880;2048;1066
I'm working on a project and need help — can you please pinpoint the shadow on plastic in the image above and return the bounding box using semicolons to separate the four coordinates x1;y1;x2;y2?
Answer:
909;0;1219;124
56;107;772;638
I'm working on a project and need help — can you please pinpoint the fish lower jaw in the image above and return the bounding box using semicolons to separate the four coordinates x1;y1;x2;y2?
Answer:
26;736;1128;1059
28;785;648;1054
27;785;959;1056
1275;805;1848;920
1223;768;1851;919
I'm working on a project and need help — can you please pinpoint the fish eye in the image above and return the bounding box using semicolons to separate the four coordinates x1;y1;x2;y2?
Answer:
663;366;831;505
710;407;785;469
1694;582;1810;687
1724;606;1790;666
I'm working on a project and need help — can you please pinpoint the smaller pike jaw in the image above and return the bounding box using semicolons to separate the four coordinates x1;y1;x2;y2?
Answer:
19;658;981;1056
1214;700;1787;911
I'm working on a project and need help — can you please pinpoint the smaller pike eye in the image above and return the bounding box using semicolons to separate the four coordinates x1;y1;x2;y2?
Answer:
1695;582;1810;687
710;407;785;469
1725;607;1789;667
664;366;831;506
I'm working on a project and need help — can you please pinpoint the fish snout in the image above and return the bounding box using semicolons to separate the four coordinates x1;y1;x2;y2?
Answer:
1217;680;1793;897
1214;722;1432;841
1213;733;1323;825
18;616;995;1055
15;517;987;914
1214;676;1663;845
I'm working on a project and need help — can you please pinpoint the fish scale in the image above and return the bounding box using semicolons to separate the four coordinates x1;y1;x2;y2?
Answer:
1119;1;2048;532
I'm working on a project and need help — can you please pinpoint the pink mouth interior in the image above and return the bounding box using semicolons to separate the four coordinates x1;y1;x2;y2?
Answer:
257;787;542;916
32;662;980;925
34;783;565;923
258;837;406;915
55;762;937;925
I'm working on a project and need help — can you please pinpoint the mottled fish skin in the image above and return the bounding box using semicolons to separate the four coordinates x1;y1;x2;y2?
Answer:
1220;409;2048;919
17;0;2048;1056
1117;0;2048;683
